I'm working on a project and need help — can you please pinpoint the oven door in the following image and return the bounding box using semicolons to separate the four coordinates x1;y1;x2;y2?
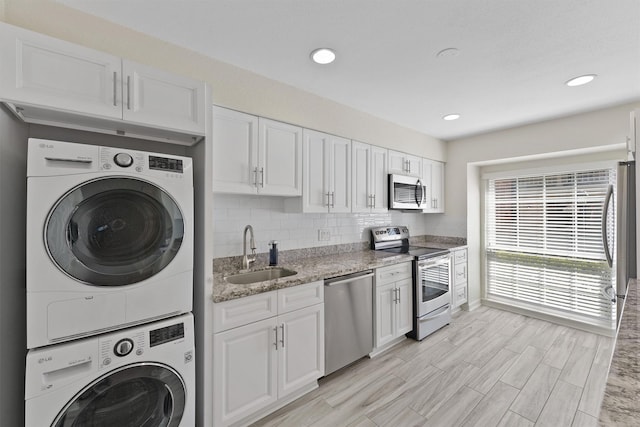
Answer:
416;254;451;317
389;174;427;210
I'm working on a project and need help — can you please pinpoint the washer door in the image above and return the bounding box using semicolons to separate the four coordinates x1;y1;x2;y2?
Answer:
53;363;186;427
46;177;184;286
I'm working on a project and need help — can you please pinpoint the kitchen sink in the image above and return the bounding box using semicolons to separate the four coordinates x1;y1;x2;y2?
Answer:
225;267;297;285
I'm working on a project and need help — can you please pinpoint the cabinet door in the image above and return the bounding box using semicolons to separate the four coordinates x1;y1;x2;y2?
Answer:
351;141;371;213
259;118;302;196
328;136;351;213
213;317;278;427
395;278;414;336
431;161;445;212
370;145;388;212
0;23;121;119
212;106;258;194
375;283;396;348
388;150;407;175
421;159;434;212
277;304;324;397
302;129;330;212
406;154;423;178
122;60;205;134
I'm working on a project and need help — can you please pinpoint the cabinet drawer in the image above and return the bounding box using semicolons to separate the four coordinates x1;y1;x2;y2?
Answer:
453;248;467;263
454;262;467;285
278;281;324;314
454;285;467;306
213;291;278;333
376;262;412;285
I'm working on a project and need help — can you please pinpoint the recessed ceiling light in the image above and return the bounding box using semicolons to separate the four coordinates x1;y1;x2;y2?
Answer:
443;114;460;121
566;74;596;87
310;48;336;65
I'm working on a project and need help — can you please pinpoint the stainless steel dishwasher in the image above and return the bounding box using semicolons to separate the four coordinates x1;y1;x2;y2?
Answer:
324;270;374;375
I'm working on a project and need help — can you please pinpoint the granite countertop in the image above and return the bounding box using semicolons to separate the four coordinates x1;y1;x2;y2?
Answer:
212;237;466;303
599;278;639;425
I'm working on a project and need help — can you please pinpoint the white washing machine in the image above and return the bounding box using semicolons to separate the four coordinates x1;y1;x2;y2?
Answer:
27;138;194;349
25;313;195;427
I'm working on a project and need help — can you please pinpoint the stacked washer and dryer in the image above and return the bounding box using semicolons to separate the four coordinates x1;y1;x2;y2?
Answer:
24;139;195;427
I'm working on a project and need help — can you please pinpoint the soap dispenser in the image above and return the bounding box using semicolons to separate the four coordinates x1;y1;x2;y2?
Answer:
269;240;279;266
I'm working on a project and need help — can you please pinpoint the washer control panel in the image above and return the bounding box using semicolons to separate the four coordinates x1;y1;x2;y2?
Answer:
99;331;145;369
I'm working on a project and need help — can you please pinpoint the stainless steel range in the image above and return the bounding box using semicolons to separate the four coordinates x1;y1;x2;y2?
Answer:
371;226;452;340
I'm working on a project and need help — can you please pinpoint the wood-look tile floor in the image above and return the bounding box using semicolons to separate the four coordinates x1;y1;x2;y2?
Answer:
251;306;613;427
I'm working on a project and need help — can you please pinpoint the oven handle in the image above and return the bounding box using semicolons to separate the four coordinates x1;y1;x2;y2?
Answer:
418;255;450;269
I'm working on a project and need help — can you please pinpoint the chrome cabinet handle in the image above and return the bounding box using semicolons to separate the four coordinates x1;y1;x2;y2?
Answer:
372;194;376;208
273;326;278;350
126;75;131;110
113;71;117;106
253;167;259;187
330;191;335;208
260;167;265;187
280;324;285;348
326;192;331;207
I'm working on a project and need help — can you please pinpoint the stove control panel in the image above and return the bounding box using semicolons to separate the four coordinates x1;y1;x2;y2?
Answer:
370;226;410;243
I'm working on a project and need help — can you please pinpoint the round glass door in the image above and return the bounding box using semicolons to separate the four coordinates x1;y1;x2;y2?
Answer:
46;177;185;286
53;363;186;427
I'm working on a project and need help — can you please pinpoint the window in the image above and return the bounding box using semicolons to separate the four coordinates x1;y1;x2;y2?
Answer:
485;167;616;330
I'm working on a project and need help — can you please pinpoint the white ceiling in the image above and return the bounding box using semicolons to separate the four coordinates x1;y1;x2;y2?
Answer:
57;0;640;141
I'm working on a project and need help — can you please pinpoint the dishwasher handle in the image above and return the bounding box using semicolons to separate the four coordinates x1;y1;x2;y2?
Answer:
324;271;374;287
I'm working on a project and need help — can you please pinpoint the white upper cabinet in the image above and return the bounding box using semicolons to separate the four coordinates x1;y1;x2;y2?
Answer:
352;141;388;213
259;118;303;196
0;23;122;119
212;106;302;196
422;159;445;213
212;107;258;194
121;60;205;134
388;149;422;177
0;22;205;144
292;129;350;213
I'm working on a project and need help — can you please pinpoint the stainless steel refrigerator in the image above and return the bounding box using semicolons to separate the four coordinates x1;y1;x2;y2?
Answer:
613;161;636;326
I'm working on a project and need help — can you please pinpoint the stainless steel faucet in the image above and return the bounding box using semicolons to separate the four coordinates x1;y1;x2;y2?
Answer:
242;225;257;270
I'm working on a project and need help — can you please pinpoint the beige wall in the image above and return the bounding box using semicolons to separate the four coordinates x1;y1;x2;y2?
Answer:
1;0;446;161
429;101;640;238
427;100;640;309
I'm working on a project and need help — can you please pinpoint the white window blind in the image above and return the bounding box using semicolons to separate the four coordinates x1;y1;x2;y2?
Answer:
485;168;616;329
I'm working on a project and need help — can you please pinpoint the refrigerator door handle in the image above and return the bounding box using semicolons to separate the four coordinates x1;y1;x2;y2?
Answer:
602;184;614;268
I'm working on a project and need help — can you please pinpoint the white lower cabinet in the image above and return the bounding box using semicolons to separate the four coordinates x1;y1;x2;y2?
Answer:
213;281;324;426
373;262;413;353
451;247;468;310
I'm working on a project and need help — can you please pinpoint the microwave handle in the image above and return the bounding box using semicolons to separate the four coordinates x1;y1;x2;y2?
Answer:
415;179;424;206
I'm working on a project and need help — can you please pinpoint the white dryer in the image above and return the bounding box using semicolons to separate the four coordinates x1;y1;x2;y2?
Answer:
25;313;195;427
27;138;193;349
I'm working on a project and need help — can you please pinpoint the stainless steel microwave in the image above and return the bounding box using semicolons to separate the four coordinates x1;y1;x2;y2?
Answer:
388;174;427;210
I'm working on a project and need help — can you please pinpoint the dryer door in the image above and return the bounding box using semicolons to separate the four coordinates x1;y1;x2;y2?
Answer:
52;363;186;427
46;177;185;286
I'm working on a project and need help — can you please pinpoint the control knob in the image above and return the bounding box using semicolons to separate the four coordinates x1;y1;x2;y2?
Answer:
114;338;134;357
113;153;134;168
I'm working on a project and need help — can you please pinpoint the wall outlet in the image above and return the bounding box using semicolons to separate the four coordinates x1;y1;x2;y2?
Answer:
318;229;331;241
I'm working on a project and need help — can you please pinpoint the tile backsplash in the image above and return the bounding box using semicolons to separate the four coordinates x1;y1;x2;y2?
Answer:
213;194;432;258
